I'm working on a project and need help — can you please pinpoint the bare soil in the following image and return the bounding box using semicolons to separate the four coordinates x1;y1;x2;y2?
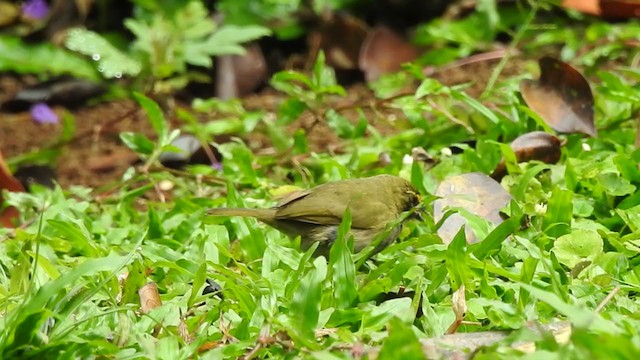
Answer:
0;57;522;189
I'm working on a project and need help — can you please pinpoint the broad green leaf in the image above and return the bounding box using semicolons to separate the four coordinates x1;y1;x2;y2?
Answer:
543;187;573;238
329;209;357;309
446;227;472;289
205;25;271;56
378;317;426;360
520;284;620;333
0;35;97;79
290;257;327;340
119;132;155;155
597;173;636;196
65;28;141;78
473;209;523;260
552;229;603;268
452;90;500;124
132;92;168;141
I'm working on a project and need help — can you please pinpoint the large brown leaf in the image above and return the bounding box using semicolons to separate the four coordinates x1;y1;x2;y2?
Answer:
433;172;511;244
358;26;418;82
215;43;267;100
520;57;596;137
562;0;640;18
316;13;368;70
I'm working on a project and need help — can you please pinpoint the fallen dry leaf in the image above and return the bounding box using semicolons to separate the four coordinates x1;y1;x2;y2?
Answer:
434;172;511;244
562;0;600;15
215;43;267;99
446;285;467;334
520;57;596;137
316;13;368;70
359;25;418;82
139;282;162;314
600;0;640;18
563;0;640;18
492;131;562;180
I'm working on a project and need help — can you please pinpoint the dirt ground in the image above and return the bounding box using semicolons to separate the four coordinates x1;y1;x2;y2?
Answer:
0;58;521;190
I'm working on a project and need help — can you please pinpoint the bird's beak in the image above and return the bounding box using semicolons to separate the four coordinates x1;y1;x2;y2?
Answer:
410;209;425;222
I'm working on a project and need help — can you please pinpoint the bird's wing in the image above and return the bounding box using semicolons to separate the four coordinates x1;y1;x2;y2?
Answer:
274;186;392;228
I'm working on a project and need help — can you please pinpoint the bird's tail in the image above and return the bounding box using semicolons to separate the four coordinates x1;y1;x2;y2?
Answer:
207;207;276;222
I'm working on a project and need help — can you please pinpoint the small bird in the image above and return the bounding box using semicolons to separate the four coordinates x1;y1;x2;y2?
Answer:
208;174;422;256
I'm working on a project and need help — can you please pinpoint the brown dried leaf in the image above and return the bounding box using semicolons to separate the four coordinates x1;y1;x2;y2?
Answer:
139;282;162;314
600;0;640;18
359;26;418;82
446;285;467;334
197;341;224;354
563;0;640;18
178;317;194;344
492;131;562;180
520;57;596;137
562;0;601;15
433;172;511;244
317;13;368;70
215;43;267;99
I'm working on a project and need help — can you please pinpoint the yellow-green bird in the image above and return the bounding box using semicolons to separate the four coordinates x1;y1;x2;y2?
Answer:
208;174;422;256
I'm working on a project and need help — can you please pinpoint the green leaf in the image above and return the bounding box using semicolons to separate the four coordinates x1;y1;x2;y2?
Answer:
362;298;414;330
617;205;640;233
552;229;603;268
473;207;523;260
452;90;501;124
65;28;141;78
277;98;307;125
188;263;207;307
597;173;636;196
543;188;573;238
415;78;445;99
329;209;357;309
378;317;426;360
446;227;472;289
17;254;130;320
519;284;620;333
147;207;163;239
326;109;354;139
120;132;155;155
120;258;147;305
290;257;327;340
132;92;168;141
205;25;271;56
57;112;77;144
0;35;97;79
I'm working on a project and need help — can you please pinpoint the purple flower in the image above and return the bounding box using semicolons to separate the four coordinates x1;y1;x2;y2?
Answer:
22;0;49;20
30;103;59;124
211;161;222;171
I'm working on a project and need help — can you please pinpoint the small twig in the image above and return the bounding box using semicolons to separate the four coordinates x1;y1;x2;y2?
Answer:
243;343;263;360
423;48;515;77
595;286;620;313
